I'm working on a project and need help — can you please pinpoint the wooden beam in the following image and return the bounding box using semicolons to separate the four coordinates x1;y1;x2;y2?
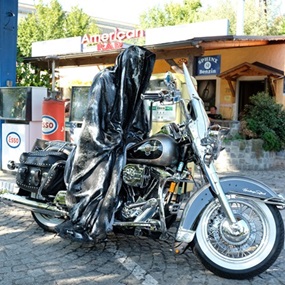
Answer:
165;59;183;73
201;40;269;50
268;76;276;97
226;79;236;97
148;47;204;60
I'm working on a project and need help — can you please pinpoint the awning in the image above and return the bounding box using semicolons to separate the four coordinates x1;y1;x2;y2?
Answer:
23;35;285;70
23;44;204;70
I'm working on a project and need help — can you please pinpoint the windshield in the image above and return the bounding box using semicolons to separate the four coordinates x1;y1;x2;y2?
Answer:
183;63;210;140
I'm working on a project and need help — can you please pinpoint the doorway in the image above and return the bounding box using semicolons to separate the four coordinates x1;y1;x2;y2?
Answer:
238;80;265;117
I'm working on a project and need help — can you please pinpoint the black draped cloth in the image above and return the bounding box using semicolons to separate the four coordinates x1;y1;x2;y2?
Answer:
56;46;156;242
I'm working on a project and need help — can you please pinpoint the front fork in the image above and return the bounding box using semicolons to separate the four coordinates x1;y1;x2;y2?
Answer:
203;163;250;238
204;163;237;224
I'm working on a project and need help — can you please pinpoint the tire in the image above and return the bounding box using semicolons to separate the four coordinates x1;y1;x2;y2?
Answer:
30;193;66;232
192;198;284;279
29;142;71;233
32;211;65;232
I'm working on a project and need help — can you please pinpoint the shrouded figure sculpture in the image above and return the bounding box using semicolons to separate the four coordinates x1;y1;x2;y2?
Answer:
56;46;156;242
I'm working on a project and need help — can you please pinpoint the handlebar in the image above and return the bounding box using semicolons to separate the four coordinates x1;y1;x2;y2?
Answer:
141;90;181;103
141;91;163;102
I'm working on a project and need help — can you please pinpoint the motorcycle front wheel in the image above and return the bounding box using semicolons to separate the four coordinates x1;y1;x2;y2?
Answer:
192;198;284;279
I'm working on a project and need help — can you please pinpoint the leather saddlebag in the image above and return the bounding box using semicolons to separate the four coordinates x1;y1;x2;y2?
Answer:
16;150;68;196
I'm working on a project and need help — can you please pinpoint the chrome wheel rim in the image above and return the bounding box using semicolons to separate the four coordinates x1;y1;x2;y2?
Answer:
33;211;63;228
196;198;276;270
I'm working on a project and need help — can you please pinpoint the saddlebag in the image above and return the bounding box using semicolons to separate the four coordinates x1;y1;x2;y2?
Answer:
16;150;68;196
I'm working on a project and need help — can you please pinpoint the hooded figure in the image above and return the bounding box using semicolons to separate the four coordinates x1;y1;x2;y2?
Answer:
56;46;156;242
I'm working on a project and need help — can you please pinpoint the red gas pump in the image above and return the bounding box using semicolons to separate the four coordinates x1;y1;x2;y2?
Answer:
42;98;65;141
42;56;65;141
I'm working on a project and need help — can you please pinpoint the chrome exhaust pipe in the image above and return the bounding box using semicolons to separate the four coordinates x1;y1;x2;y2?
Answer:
0;192;68;217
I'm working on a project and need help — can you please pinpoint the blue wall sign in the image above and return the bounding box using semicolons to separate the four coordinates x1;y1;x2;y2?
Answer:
196;55;221;76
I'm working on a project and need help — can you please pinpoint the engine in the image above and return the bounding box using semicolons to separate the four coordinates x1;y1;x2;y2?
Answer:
122;164;151;188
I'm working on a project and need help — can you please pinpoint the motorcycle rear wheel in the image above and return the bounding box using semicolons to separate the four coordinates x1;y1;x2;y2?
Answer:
192;198;284;279
31;193;65;232
32;212;65;232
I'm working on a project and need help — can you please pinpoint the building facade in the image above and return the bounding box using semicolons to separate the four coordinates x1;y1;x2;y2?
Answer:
23;17;285;120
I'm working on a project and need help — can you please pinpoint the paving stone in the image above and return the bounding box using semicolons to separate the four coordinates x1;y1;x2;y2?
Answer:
0;168;284;285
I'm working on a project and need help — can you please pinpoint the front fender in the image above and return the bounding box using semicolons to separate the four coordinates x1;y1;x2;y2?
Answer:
176;175;284;243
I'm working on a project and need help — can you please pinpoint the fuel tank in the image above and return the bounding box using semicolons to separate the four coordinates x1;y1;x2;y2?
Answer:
127;133;179;167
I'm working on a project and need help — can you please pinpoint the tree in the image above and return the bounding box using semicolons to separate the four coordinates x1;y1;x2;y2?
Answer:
17;0;100;57
198;0;285;35
198;0;236;34
139;0;285;35
64;6;100;38
17;0;101;87
139;0;202;29
18;0;65;57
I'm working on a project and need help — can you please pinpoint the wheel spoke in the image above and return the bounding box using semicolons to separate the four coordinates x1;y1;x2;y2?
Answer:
198;198;275;262
194;196;283;278
207;201;264;258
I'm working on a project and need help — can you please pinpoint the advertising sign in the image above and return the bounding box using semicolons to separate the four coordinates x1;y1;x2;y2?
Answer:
82;28;145;52
2;124;28;171
196;55;221;76
6;132;21;148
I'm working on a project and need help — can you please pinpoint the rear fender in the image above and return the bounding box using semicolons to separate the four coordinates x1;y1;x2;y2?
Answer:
176;175;284;243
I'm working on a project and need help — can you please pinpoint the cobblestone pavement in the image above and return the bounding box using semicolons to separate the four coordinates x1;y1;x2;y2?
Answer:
0;168;284;285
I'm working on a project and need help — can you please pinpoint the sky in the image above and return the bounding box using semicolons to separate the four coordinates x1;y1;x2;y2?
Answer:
20;0;285;25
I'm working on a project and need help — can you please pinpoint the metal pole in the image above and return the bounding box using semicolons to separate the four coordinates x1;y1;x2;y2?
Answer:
51;59;56;92
236;0;245;35
46;55;58;98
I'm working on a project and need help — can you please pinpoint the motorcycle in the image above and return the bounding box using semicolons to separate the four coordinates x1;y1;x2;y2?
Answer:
1;54;285;279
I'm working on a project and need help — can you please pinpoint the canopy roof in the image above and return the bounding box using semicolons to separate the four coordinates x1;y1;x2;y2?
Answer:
24;35;285;70
218;61;284;97
218;61;284;80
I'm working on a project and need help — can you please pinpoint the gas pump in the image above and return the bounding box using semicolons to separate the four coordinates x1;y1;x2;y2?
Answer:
0;87;47;171
146;72;192;134
68;86;90;143
42;56;65;141
146;72;196;192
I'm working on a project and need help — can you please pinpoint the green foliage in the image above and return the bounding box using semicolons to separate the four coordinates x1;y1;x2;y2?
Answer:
64;6;100;38
261;131;282;151
17;0;100;87
17;0;100;57
240;92;285;151
198;0;236;34
139;0;202;29
280;16;285;35
16;57;51;88
223;133;244;143
17;14;39;58
18;0;65;57
139;0;285;35
200;0;285;35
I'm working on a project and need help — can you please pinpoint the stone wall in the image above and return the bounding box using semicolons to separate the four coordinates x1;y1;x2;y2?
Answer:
214;139;283;172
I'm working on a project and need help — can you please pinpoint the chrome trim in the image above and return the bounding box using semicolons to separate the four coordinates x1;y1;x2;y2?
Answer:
0;192;68;216
176;227;195;243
